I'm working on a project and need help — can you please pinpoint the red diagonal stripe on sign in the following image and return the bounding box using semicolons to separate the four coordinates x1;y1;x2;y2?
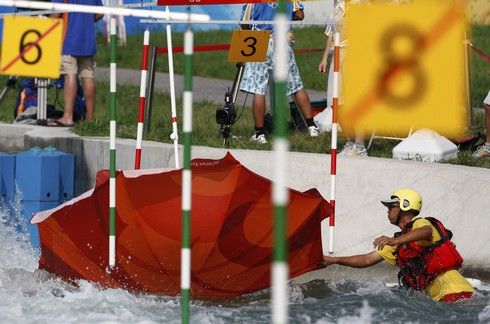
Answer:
1;20;62;73
343;1;466;129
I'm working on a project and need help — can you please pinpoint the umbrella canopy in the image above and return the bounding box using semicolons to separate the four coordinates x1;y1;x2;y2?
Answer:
33;153;329;299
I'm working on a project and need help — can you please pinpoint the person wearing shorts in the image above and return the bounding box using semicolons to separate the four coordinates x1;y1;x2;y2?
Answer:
239;2;319;144
51;0;104;126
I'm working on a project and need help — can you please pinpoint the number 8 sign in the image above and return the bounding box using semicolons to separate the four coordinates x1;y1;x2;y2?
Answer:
341;1;468;138
1;16;63;79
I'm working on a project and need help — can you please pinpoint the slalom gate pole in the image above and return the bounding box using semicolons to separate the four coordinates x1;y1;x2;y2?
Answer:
463;32;472;126
109;17;117;268
272;0;289;323
181;27;193;324
166;6;180;169
144;45;157;135
328;31;340;254
135;28;150;170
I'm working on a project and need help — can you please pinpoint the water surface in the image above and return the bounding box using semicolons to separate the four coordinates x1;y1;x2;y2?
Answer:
1;200;488;323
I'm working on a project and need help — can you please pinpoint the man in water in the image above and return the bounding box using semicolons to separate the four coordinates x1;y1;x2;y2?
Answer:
322;188;474;302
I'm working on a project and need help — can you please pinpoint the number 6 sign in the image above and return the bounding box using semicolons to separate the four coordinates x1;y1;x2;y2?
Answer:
228;30;271;63
1;16;63;78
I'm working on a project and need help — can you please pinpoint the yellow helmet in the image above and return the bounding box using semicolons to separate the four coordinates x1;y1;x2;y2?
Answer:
381;188;422;214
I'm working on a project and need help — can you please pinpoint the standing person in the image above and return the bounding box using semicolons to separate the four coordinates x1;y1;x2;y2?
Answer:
322;188;474;302
473;90;490;157
318;0;368;156
240;2;320;144
51;0;103;126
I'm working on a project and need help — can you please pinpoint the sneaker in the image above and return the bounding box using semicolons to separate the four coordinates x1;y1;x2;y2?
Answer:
308;125;320;137
472;144;490;158
250;133;268;144
339;142;368;157
338;141;354;156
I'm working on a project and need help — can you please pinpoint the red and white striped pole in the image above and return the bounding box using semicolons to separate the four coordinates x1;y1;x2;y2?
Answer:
134;28;150;170
328;31;340;254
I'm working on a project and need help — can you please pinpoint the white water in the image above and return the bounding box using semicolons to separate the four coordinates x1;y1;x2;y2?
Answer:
1;196;489;323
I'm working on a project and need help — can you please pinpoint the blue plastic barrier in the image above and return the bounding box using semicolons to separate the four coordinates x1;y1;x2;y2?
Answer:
11;147;75;248
16;148;62;202
54;150;75;201
0;153;15;201
21;201;61;245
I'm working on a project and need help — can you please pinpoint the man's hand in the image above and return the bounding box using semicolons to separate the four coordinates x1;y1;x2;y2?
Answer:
373;235;397;250
321;255;338;267
318;56;328;74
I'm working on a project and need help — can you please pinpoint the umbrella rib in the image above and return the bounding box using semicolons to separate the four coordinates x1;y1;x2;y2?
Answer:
121;178;179;287
199;165;243;271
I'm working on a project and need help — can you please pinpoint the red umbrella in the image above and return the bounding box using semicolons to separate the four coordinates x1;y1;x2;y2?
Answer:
33;153;329;299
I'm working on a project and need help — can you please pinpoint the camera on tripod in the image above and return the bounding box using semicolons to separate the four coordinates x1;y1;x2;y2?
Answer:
216;89;236;126
216;63;244;143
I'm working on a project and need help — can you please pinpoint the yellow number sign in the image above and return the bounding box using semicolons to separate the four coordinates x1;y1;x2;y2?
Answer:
228;30;271;63
342;1;468;138
1;16;63;79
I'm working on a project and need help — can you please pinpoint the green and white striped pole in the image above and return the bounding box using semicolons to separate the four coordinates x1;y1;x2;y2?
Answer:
108;17;117;269
181;27;193;324
272;1;289;323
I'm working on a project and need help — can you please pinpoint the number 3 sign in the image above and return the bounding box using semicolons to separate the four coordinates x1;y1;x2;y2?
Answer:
1;16;63;78
228;30;271;63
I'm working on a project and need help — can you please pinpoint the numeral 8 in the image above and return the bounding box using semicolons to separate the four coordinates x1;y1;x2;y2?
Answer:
378;23;426;108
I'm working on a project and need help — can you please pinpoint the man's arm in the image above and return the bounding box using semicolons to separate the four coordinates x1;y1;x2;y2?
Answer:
373;225;432;250
322;250;384;268
318;36;332;74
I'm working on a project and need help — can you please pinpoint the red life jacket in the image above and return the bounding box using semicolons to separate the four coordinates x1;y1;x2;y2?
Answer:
395;217;463;291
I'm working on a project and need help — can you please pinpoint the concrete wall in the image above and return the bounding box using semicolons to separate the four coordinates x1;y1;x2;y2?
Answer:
1;122;489;277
